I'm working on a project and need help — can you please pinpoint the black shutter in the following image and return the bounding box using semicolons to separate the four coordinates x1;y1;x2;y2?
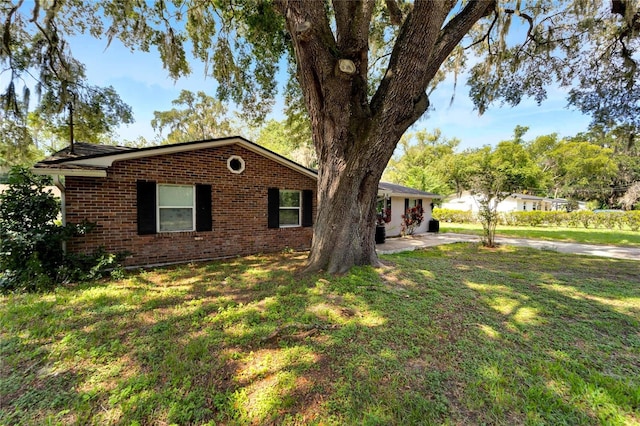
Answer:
418;199;423;207
302;189;313;227
137;180;156;235
195;184;212;232
404;198;409;213
268;188;280;229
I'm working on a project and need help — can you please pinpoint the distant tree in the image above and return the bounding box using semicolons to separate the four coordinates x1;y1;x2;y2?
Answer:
256;119;316;169
544;140;619;204
151;90;236;144
570;126;640;207
620;182;640;210
0;108;40;167
383;130;460;195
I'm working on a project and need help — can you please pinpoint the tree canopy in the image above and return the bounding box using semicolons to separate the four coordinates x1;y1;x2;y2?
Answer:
3;0;639;272
1;1;134;166
387;125;637;210
151;90;237;144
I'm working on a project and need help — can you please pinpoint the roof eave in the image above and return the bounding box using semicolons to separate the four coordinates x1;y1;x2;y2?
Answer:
31;167;108;178
378;190;442;199
45;137;318;181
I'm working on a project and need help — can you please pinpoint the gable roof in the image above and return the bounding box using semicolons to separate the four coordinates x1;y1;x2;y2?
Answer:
378;182;442;199
46;142;136;159
33;136;317;179
32;137;441;199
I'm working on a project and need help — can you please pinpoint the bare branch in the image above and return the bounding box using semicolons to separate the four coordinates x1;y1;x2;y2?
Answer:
465;10;498;50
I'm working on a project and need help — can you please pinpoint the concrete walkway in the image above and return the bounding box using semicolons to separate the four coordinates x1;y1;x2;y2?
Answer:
376;232;640;261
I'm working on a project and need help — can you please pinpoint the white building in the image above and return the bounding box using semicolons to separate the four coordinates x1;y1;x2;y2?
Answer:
441;191;576;213
378;182;442;237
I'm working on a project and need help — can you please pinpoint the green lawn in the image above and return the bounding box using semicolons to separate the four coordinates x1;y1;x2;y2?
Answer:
1;245;639;425
441;222;640;247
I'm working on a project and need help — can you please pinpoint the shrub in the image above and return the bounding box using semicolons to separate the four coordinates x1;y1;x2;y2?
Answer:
545;211;570;227
569;210;596;228
592;211;625;230
623;211;640;232
0;166;125;293
401;205;424;235
507;211;547;227
432;208;475;224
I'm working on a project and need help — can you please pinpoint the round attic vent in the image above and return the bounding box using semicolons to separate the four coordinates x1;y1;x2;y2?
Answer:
227;155;245;174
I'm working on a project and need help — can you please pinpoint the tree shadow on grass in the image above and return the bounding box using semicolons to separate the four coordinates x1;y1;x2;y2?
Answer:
384;244;639;424
2;246;638;425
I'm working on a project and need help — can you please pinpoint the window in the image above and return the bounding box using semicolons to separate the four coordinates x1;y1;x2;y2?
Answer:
158;185;195;232
137;181;212;235
279;190;301;227
227;155;245;174
267;188;313;229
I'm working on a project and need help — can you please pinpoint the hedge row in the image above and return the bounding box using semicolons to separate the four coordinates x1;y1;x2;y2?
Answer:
432;208;640;231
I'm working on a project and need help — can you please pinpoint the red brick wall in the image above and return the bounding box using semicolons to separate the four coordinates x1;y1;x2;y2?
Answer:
64;144;316;267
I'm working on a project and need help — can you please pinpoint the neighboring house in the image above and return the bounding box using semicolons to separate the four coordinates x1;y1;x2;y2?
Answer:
377;182;442;237
32;137;441;267
441;191;586;213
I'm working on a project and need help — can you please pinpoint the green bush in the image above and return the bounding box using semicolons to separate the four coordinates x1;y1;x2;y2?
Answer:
506;211;548;227
0;166;125;293
568;210;596;228
432;208;475;223
623;211;640;232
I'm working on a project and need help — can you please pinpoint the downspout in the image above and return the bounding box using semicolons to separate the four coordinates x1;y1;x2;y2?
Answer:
53;175;67;253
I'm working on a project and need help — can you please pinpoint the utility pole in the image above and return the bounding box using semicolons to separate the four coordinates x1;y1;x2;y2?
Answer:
68;100;74;155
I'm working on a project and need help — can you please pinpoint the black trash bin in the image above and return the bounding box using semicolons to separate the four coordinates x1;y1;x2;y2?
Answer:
375;225;386;244
427;219;439;233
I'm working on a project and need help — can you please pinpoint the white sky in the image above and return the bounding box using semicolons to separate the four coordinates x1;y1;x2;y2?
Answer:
70;33;592;151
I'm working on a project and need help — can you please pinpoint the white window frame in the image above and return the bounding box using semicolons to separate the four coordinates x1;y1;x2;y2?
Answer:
227;155;245;174
279;190;301;228
157;184;196;233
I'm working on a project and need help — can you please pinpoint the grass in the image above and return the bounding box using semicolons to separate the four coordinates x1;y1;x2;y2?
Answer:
1;245;639;425
441;222;640;247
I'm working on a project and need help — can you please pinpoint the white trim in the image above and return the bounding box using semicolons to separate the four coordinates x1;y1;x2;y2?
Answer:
31;167;107;178
157;184;196;233
279;189;302;228
227;155;245;174
52;138;317;180
378;191;441;199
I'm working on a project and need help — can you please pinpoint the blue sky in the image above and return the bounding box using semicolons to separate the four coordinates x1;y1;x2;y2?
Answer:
72;34;592;151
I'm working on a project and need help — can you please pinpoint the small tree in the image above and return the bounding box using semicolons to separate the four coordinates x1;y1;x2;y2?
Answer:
469;155;509;248
468;137;543;247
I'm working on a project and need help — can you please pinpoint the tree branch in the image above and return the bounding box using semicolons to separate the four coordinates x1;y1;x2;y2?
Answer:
430;0;496;74
465;10;498;50
385;0;403;25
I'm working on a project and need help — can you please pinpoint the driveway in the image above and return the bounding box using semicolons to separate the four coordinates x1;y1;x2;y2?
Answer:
377;232;640;261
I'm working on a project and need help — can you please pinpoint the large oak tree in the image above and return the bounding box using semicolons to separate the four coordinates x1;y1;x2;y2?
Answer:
3;0;638;272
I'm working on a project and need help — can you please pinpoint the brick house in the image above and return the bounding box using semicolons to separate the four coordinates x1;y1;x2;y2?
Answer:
33;137;441;268
33;137;316;267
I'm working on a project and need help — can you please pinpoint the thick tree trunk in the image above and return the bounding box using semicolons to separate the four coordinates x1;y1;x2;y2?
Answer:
306;127;399;273
307;158;383;274
273;0;495;273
